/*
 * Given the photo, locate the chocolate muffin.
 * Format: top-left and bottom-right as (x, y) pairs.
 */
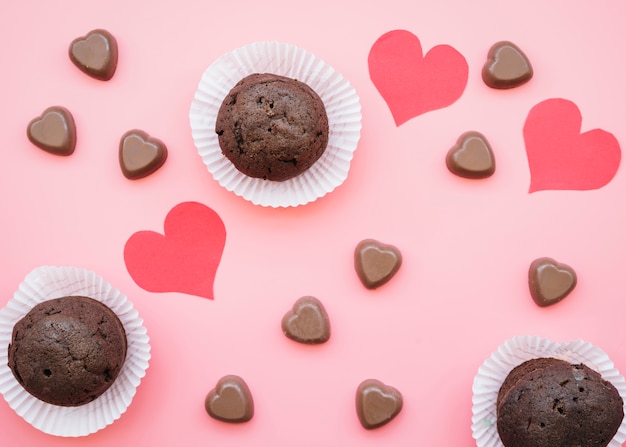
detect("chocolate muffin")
(215, 73), (329, 181)
(7, 296), (127, 407)
(497, 357), (623, 447)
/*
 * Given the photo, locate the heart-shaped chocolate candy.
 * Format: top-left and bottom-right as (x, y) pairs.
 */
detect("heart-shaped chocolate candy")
(354, 239), (402, 289)
(528, 257), (577, 307)
(27, 106), (76, 156)
(205, 375), (254, 423)
(69, 29), (118, 81)
(282, 296), (330, 344)
(446, 131), (495, 179)
(482, 41), (533, 89)
(356, 379), (403, 429)
(119, 129), (168, 179)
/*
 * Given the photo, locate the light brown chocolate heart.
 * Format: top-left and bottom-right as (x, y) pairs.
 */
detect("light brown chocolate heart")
(354, 239), (402, 289)
(27, 106), (76, 156)
(482, 41), (533, 89)
(281, 296), (330, 344)
(119, 129), (168, 179)
(528, 257), (577, 307)
(446, 131), (495, 179)
(205, 375), (254, 423)
(356, 379), (403, 429)
(69, 29), (118, 81)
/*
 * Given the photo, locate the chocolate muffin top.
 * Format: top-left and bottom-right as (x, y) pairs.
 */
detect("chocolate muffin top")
(497, 357), (623, 447)
(7, 296), (127, 407)
(215, 73), (329, 182)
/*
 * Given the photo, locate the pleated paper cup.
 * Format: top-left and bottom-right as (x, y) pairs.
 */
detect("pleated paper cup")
(0, 266), (151, 437)
(471, 335), (626, 447)
(190, 41), (362, 208)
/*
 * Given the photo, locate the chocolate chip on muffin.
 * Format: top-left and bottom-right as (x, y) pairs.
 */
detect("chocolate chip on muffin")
(7, 296), (127, 407)
(215, 73), (329, 181)
(497, 357), (623, 447)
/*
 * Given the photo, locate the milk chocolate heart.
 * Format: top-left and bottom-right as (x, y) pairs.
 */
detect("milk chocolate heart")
(205, 375), (254, 423)
(354, 239), (402, 289)
(69, 29), (118, 81)
(528, 257), (577, 307)
(119, 129), (168, 179)
(482, 41), (533, 89)
(27, 106), (76, 156)
(446, 131), (495, 179)
(281, 296), (330, 344)
(356, 379), (403, 429)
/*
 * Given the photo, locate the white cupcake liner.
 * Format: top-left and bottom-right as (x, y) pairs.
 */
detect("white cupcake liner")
(472, 335), (626, 447)
(190, 41), (362, 207)
(0, 266), (151, 437)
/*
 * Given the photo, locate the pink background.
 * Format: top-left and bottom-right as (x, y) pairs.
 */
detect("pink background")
(2, 1), (626, 445)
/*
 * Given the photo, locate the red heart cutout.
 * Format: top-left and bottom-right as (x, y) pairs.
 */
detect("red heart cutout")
(124, 202), (226, 299)
(524, 98), (621, 192)
(368, 29), (468, 126)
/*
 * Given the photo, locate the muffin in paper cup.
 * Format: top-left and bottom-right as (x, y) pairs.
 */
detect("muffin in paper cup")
(0, 266), (151, 437)
(189, 40), (362, 208)
(471, 335), (626, 447)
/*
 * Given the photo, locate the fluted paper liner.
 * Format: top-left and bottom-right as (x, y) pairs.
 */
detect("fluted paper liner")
(472, 335), (626, 447)
(0, 266), (151, 437)
(190, 41), (362, 207)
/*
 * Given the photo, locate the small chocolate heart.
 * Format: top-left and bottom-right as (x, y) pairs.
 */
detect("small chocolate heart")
(69, 29), (118, 81)
(354, 239), (402, 289)
(528, 257), (577, 307)
(482, 41), (533, 89)
(282, 296), (330, 344)
(446, 131), (495, 179)
(205, 375), (254, 423)
(27, 106), (76, 156)
(119, 129), (168, 179)
(356, 379), (403, 429)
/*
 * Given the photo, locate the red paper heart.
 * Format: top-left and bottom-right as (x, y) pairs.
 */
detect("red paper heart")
(124, 202), (226, 299)
(524, 98), (621, 192)
(368, 29), (468, 126)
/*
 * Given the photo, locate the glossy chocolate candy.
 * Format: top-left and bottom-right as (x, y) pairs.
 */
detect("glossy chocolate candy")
(119, 130), (168, 179)
(482, 41), (533, 89)
(27, 106), (76, 156)
(69, 29), (118, 81)
(354, 239), (402, 289)
(281, 296), (331, 344)
(356, 379), (403, 429)
(528, 257), (577, 307)
(446, 131), (495, 179)
(205, 375), (254, 423)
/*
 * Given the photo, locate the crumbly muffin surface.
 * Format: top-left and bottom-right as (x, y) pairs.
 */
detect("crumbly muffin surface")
(8, 296), (127, 406)
(216, 73), (329, 182)
(497, 357), (623, 447)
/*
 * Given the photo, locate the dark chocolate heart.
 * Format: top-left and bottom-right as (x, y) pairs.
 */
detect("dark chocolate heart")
(482, 41), (533, 89)
(354, 239), (402, 289)
(356, 379), (403, 429)
(205, 375), (254, 423)
(281, 296), (330, 344)
(69, 29), (118, 81)
(119, 129), (168, 179)
(528, 257), (577, 307)
(446, 131), (495, 179)
(27, 106), (76, 156)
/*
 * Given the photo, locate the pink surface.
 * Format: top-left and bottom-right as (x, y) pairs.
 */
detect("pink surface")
(2, 1), (626, 446)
